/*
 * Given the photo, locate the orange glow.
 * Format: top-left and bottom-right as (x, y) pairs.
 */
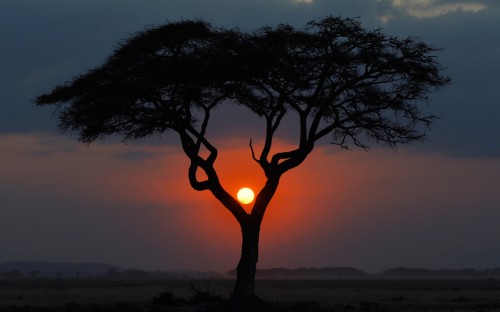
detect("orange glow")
(3, 134), (500, 270)
(237, 187), (254, 204)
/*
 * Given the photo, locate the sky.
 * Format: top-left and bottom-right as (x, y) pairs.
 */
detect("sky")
(1, 0), (499, 273)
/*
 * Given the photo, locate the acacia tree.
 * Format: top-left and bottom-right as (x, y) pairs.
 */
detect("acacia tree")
(36, 17), (449, 300)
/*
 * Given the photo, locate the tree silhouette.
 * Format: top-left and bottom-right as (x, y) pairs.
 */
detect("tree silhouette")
(35, 17), (449, 301)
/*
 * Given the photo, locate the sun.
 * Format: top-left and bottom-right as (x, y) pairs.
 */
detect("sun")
(237, 187), (255, 204)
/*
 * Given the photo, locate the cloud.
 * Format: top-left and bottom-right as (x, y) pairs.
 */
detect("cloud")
(380, 0), (487, 21)
(112, 150), (167, 161)
(291, 0), (315, 3)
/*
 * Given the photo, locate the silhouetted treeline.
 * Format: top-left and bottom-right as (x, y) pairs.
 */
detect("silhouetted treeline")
(101, 268), (221, 279)
(228, 267), (500, 280)
(228, 267), (368, 279)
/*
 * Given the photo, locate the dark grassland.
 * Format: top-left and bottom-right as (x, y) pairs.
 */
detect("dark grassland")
(1, 278), (500, 311)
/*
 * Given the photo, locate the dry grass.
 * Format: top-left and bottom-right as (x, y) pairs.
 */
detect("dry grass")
(1, 278), (500, 311)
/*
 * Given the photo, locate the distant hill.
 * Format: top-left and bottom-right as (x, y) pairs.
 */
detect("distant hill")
(381, 267), (500, 279)
(0, 261), (119, 278)
(0, 261), (223, 279)
(3, 261), (500, 279)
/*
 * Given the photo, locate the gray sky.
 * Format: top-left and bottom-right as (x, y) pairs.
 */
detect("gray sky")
(1, 0), (499, 272)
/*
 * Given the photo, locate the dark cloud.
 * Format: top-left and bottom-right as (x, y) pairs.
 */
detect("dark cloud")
(113, 150), (166, 161)
(379, 8), (500, 157)
(1, 0), (498, 158)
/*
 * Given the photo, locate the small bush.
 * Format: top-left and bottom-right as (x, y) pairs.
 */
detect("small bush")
(188, 285), (222, 304)
(152, 291), (186, 306)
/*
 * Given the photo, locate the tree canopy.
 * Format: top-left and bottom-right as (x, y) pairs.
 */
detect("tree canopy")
(36, 17), (447, 147)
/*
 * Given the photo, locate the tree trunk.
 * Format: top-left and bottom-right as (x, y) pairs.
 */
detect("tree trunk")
(233, 222), (260, 302)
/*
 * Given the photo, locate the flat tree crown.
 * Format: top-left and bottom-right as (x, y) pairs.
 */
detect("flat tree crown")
(36, 17), (448, 149)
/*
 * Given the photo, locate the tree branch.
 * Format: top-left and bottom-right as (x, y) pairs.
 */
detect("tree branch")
(195, 105), (211, 153)
(178, 127), (248, 224)
(261, 106), (285, 158)
(188, 159), (211, 191)
(186, 125), (218, 165)
(249, 139), (259, 163)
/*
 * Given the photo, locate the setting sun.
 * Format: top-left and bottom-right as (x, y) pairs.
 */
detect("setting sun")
(237, 187), (255, 204)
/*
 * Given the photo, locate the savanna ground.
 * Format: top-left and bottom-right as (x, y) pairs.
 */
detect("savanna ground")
(1, 278), (500, 311)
